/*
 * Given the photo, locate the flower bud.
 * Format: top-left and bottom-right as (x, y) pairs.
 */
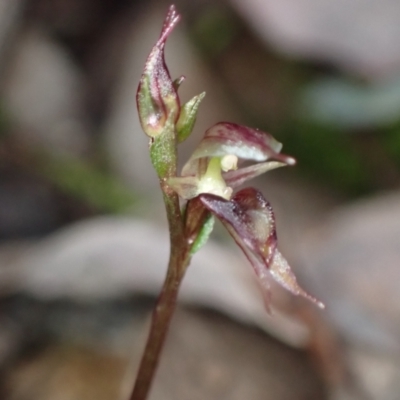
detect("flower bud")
(136, 5), (181, 138)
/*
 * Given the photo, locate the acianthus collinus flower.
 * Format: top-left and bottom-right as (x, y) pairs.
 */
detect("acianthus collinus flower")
(169, 122), (324, 308)
(137, 4), (323, 309)
(168, 121), (296, 200)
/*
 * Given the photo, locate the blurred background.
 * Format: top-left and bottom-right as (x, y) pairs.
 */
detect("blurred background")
(0, 0), (400, 399)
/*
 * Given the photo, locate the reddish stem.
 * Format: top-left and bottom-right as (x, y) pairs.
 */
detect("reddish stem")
(129, 188), (190, 400)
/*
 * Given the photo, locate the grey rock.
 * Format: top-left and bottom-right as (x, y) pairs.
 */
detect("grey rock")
(230, 0), (400, 78)
(3, 307), (325, 400)
(0, 217), (313, 348)
(2, 27), (89, 155)
(304, 192), (400, 352)
(0, 0), (24, 69)
(300, 191), (400, 399)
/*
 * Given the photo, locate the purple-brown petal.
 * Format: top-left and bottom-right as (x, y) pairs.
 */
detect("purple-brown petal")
(182, 122), (295, 176)
(223, 161), (286, 188)
(199, 187), (323, 308)
(199, 188), (277, 267)
(269, 250), (325, 308)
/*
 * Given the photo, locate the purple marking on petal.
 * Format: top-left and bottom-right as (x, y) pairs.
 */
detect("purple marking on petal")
(233, 188), (277, 264)
(199, 188), (277, 267)
(199, 188), (323, 308)
(269, 250), (325, 309)
(185, 122), (295, 167)
(224, 161), (286, 188)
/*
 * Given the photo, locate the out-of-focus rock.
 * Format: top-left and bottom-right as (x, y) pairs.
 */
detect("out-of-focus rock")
(2, 27), (89, 155)
(299, 75), (400, 129)
(300, 191), (400, 398)
(0, 217), (315, 348)
(230, 0), (400, 79)
(103, 4), (237, 194)
(346, 348), (400, 400)
(0, 0), (24, 68)
(3, 306), (325, 400)
(153, 308), (325, 400)
(5, 344), (128, 400)
(304, 191), (400, 352)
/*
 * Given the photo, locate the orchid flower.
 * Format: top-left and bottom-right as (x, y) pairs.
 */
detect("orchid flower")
(132, 6), (323, 399)
(169, 122), (324, 308)
(168, 121), (296, 200)
(136, 4), (323, 309)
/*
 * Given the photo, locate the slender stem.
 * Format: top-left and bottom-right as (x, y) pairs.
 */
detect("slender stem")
(129, 187), (190, 400)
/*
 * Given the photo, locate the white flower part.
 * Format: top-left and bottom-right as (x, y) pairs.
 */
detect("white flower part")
(220, 155), (238, 172)
(195, 157), (233, 200)
(197, 175), (233, 200)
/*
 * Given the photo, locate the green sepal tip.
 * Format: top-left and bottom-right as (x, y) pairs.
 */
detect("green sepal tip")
(177, 92), (206, 143)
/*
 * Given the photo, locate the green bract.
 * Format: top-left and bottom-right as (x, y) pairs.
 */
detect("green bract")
(177, 92), (206, 143)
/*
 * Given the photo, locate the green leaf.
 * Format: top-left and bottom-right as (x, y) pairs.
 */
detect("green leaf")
(190, 214), (215, 254)
(177, 92), (206, 142)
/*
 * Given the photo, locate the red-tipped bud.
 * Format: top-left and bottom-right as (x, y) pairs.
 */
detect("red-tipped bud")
(136, 5), (181, 137)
